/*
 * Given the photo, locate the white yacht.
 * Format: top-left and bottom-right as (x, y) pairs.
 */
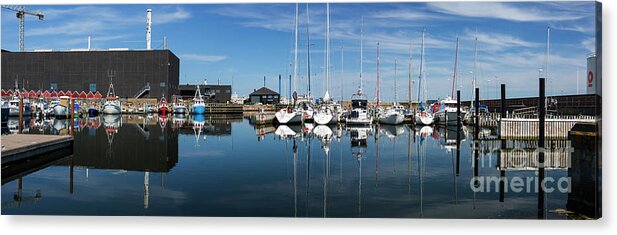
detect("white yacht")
(433, 97), (462, 126)
(7, 95), (32, 117)
(346, 92), (373, 125)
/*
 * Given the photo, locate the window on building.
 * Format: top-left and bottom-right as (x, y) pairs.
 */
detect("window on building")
(160, 82), (166, 88)
(89, 83), (97, 92)
(226, 89), (231, 93)
(216, 89), (221, 93)
(50, 83), (58, 91)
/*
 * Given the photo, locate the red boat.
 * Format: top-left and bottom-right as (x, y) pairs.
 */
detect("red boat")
(158, 96), (169, 115)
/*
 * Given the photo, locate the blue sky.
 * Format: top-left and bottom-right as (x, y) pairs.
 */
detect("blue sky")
(1, 1), (597, 101)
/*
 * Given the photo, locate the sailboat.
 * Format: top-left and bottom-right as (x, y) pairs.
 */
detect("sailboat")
(414, 29), (434, 125)
(190, 85), (206, 114)
(101, 81), (121, 114)
(405, 37), (415, 121)
(379, 59), (405, 125)
(275, 3), (303, 124)
(314, 3), (338, 125)
(434, 36), (465, 125)
(346, 17), (373, 125)
(463, 33), (488, 125)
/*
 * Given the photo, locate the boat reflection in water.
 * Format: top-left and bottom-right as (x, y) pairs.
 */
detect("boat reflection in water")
(0, 115), (591, 219)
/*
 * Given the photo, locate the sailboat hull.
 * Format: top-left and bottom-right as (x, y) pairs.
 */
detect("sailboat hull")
(379, 112), (404, 125)
(415, 113), (434, 125)
(275, 109), (302, 124)
(314, 112), (335, 125)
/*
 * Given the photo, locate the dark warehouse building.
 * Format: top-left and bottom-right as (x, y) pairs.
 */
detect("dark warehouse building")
(178, 84), (232, 103)
(1, 49), (179, 99)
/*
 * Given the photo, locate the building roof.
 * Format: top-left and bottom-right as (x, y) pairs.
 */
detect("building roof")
(249, 87), (279, 96)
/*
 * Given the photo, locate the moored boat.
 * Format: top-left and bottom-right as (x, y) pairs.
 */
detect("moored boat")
(7, 95), (32, 117)
(173, 96), (187, 114)
(101, 82), (121, 115)
(190, 85), (206, 114)
(158, 96), (169, 115)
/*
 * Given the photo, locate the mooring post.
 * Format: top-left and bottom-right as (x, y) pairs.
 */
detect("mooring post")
(18, 94), (24, 133)
(538, 77), (546, 218)
(499, 84), (506, 202)
(70, 98), (75, 136)
(456, 90), (461, 176)
(474, 88), (479, 182)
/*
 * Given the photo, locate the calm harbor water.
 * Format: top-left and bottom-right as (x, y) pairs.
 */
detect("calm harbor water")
(2, 115), (574, 219)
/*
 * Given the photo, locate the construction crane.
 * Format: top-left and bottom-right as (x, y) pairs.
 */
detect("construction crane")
(1, 5), (44, 52)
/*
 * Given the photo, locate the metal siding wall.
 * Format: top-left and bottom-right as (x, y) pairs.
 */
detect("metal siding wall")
(1, 50), (178, 99)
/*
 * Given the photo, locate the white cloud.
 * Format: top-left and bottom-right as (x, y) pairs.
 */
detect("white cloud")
(155, 7), (191, 24)
(463, 29), (541, 52)
(427, 2), (586, 22)
(580, 38), (595, 53)
(181, 53), (227, 62)
(25, 6), (191, 37)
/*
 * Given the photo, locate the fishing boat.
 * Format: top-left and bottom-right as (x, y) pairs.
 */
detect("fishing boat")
(172, 96), (187, 114)
(190, 85), (206, 114)
(414, 29), (434, 126)
(378, 59), (404, 125)
(158, 96), (169, 115)
(101, 81), (121, 114)
(275, 3), (303, 125)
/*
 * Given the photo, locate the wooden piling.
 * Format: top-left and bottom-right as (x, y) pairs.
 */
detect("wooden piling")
(456, 90), (461, 176)
(538, 77), (546, 218)
(499, 84), (506, 202)
(70, 98), (75, 136)
(18, 95), (23, 133)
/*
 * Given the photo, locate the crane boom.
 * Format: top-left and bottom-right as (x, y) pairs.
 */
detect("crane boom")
(1, 5), (44, 52)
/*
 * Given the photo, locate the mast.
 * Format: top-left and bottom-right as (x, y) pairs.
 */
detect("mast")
(325, 2), (330, 99)
(409, 37), (413, 110)
(359, 17), (364, 93)
(376, 42), (380, 106)
(306, 3), (311, 99)
(417, 29), (425, 103)
(451, 36), (459, 99)
(545, 26), (551, 96)
(341, 45), (344, 101)
(472, 31), (478, 106)
(394, 59), (398, 104)
(293, 3), (299, 98)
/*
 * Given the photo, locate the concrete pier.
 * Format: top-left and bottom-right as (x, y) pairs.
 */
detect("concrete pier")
(1, 134), (73, 165)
